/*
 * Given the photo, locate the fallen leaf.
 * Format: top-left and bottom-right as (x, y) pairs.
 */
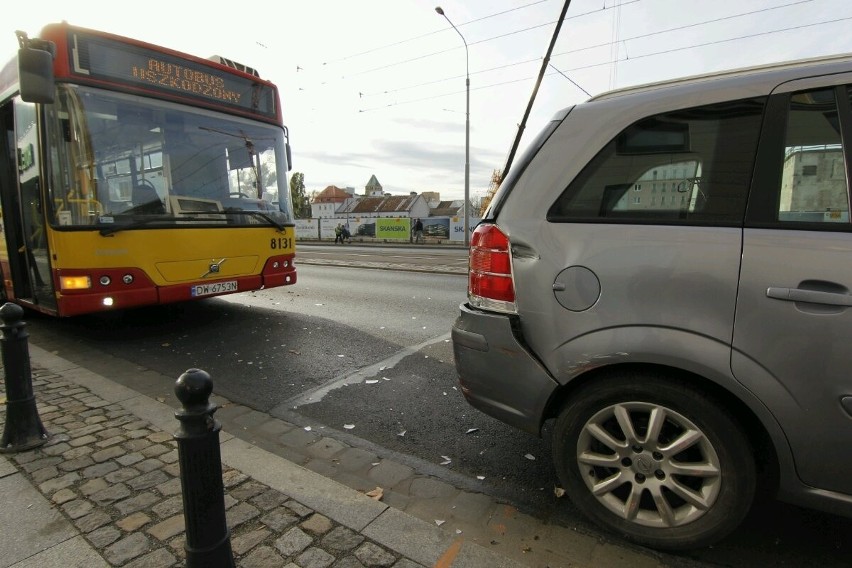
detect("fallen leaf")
(477, 475), (485, 480)
(466, 428), (479, 434)
(554, 487), (566, 498)
(435, 520), (445, 526)
(344, 424), (355, 430)
(524, 454), (536, 460)
(398, 430), (406, 437)
(365, 487), (384, 501)
(304, 426), (312, 432)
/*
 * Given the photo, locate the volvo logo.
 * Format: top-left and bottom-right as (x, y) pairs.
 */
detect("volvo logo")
(202, 258), (226, 279)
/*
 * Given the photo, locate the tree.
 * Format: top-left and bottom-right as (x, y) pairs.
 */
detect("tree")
(479, 169), (502, 216)
(289, 172), (311, 218)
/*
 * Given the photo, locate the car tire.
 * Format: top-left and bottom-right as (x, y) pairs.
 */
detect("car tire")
(552, 372), (755, 551)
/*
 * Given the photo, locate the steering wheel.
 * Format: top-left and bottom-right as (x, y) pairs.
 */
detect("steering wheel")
(230, 192), (252, 199)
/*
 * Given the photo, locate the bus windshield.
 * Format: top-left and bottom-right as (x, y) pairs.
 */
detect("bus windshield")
(45, 84), (293, 230)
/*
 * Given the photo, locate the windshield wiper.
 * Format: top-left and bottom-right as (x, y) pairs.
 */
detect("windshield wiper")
(98, 217), (170, 237)
(219, 210), (287, 232)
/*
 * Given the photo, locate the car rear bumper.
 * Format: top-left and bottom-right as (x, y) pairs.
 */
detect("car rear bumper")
(451, 302), (559, 435)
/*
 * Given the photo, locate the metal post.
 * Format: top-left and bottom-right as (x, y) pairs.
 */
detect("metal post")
(436, 6), (471, 247)
(173, 368), (234, 568)
(0, 302), (49, 453)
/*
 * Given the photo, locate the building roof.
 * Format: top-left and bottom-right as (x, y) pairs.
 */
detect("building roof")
(338, 194), (421, 214)
(429, 200), (463, 217)
(313, 185), (350, 203)
(366, 175), (382, 189)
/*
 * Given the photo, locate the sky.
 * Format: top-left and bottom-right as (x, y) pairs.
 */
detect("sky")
(5, 0), (852, 202)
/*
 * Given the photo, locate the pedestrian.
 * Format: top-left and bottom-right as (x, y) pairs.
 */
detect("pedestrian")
(342, 223), (351, 243)
(413, 218), (424, 244)
(334, 223), (343, 244)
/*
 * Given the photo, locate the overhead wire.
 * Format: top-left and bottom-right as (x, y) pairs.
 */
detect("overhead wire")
(357, 12), (852, 113)
(354, 0), (815, 101)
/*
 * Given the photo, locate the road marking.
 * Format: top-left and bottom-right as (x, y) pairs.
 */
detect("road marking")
(273, 332), (452, 410)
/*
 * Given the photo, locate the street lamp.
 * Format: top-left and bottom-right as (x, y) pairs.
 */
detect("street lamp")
(435, 6), (470, 247)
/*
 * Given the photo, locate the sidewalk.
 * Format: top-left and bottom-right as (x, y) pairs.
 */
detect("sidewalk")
(0, 343), (671, 568)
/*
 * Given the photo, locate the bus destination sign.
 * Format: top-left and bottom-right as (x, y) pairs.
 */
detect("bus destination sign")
(68, 31), (276, 119)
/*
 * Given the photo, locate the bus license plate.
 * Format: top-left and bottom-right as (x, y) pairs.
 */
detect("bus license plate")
(191, 281), (237, 297)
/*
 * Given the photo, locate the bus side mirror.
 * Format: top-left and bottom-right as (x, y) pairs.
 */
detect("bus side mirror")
(17, 32), (55, 104)
(285, 142), (292, 171)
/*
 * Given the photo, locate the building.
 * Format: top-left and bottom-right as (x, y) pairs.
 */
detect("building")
(310, 185), (354, 219)
(336, 193), (430, 220)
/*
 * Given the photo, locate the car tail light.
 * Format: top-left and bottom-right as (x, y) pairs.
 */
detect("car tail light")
(468, 223), (516, 313)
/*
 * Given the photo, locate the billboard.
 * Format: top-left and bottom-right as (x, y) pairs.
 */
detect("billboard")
(376, 218), (411, 240)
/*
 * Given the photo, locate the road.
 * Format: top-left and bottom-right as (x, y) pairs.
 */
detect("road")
(20, 251), (852, 567)
(295, 242), (468, 274)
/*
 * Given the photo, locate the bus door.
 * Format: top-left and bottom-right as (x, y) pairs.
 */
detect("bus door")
(0, 99), (56, 310)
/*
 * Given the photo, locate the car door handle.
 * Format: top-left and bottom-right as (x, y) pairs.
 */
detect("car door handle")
(766, 287), (852, 306)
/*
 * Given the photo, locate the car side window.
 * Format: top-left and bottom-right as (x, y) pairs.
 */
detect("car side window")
(548, 98), (766, 225)
(777, 88), (849, 224)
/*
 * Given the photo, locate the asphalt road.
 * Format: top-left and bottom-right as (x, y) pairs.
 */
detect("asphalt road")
(19, 256), (852, 567)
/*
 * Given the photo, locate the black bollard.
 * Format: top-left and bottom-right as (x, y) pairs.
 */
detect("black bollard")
(173, 368), (234, 568)
(0, 302), (49, 453)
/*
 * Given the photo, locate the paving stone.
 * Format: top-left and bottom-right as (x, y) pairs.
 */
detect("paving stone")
(296, 546), (335, 568)
(284, 500), (314, 518)
(80, 477), (109, 496)
(156, 477), (183, 496)
(117, 452), (145, 466)
(63, 498), (94, 519)
(91, 445), (126, 462)
(334, 556), (367, 568)
(230, 480), (268, 501)
(90, 483), (132, 505)
(75, 510), (112, 533)
(152, 495), (184, 518)
(59, 455), (95, 471)
(321, 526), (364, 552)
(106, 467), (141, 483)
(135, 458), (166, 473)
(141, 444), (170, 457)
(250, 488), (288, 511)
(127, 469), (170, 490)
(147, 514), (185, 541)
(261, 507), (299, 531)
(82, 461), (119, 478)
(123, 547), (178, 568)
(301, 513), (333, 535)
(232, 527), (271, 555)
(117, 512), (152, 532)
(227, 502), (261, 529)
(222, 468), (249, 488)
(307, 437), (348, 459)
(408, 477), (458, 499)
(87, 526), (121, 550)
(31, 465), (59, 484)
(104, 532), (152, 565)
(354, 542), (396, 567)
(391, 560), (427, 568)
(41, 442), (71, 456)
(68, 434), (98, 447)
(274, 526), (313, 557)
(51, 487), (77, 504)
(115, 492), (160, 515)
(367, 461), (414, 488)
(240, 545), (285, 568)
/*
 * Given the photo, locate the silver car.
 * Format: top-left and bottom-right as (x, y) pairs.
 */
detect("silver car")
(452, 54), (852, 551)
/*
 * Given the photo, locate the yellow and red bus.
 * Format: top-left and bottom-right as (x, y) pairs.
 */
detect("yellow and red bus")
(0, 22), (296, 316)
